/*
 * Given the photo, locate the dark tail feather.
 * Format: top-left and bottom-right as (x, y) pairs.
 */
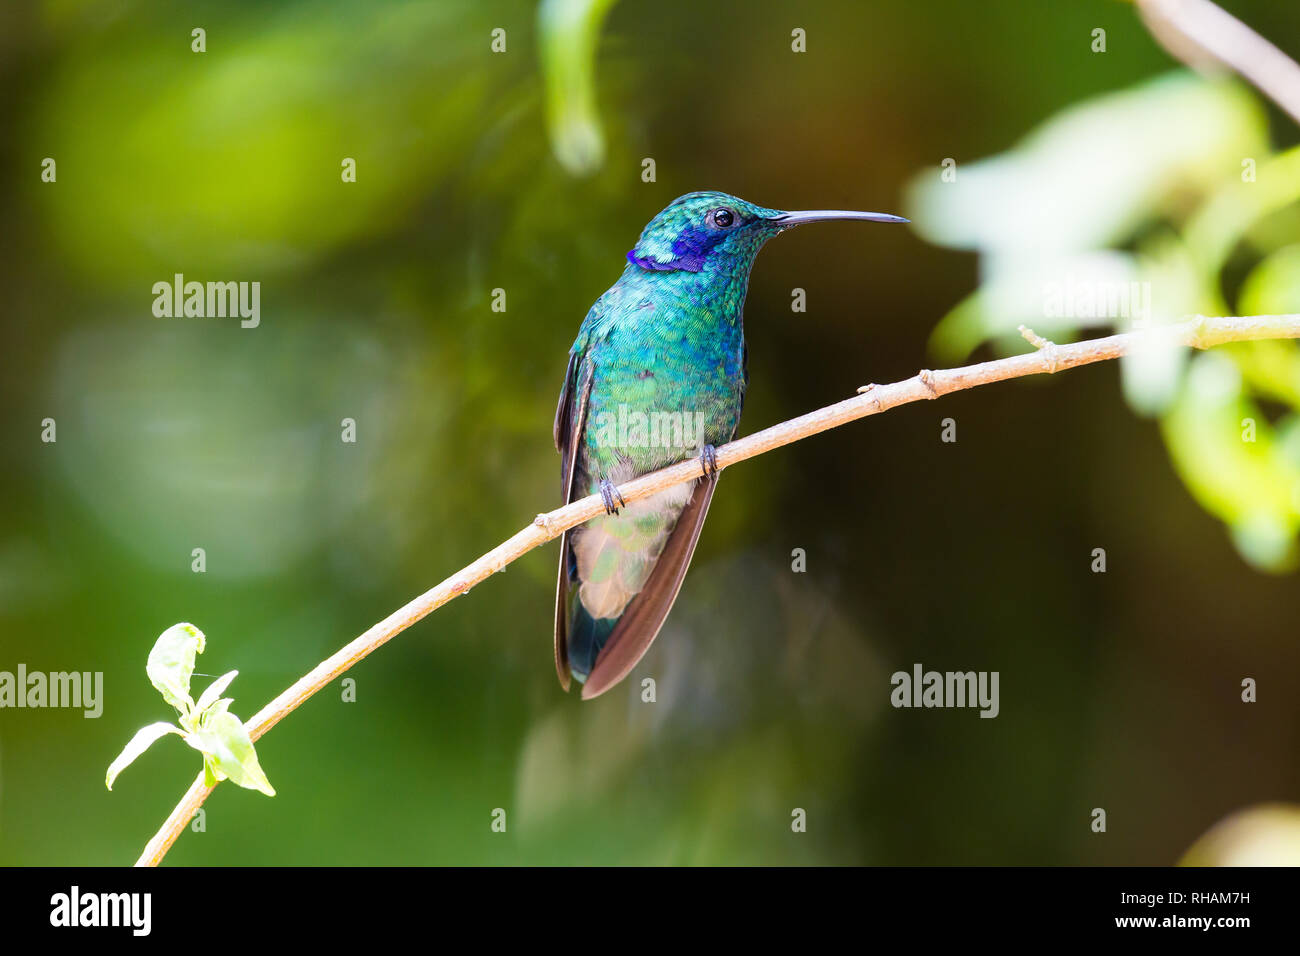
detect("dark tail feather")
(566, 604), (617, 685)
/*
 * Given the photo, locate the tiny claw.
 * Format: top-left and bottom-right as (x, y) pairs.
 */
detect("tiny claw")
(699, 444), (719, 480)
(599, 478), (623, 515)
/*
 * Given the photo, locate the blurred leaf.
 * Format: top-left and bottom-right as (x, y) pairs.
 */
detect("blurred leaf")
(1181, 803), (1300, 866)
(1185, 146), (1300, 281)
(1238, 244), (1300, 316)
(539, 0), (619, 176)
(1160, 353), (1300, 571)
(1117, 237), (1208, 416)
(1226, 339), (1300, 409)
(927, 251), (1141, 361)
(906, 72), (1267, 258)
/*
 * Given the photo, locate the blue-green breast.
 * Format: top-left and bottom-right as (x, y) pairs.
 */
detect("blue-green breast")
(576, 261), (750, 483)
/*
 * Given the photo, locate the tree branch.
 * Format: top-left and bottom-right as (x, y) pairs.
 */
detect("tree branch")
(132, 312), (1300, 866)
(1136, 0), (1300, 127)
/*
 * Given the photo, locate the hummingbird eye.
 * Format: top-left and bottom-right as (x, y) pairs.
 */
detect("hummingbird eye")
(708, 207), (736, 229)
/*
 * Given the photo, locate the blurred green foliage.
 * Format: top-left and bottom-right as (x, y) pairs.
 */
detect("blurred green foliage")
(1, 0), (1298, 866)
(908, 71), (1300, 570)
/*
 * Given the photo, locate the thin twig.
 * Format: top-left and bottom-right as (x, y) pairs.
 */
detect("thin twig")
(1136, 0), (1300, 127)
(132, 312), (1300, 866)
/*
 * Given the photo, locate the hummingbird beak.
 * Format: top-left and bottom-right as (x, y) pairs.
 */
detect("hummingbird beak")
(769, 209), (909, 227)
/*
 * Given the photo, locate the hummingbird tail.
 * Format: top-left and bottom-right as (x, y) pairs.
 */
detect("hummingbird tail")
(579, 477), (718, 699)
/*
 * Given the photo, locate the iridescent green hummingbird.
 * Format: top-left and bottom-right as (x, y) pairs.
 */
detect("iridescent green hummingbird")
(554, 191), (906, 698)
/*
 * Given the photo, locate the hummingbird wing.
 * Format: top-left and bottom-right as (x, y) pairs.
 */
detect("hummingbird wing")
(579, 474), (717, 699)
(552, 350), (594, 692)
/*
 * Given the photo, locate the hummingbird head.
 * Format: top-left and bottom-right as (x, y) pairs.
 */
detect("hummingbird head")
(627, 190), (907, 275)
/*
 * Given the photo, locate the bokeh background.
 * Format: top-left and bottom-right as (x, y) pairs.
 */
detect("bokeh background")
(2, 0), (1299, 865)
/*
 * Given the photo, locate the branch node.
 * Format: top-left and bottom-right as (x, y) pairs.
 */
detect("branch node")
(857, 382), (884, 409)
(1019, 325), (1062, 373)
(917, 369), (940, 397)
(534, 512), (554, 533)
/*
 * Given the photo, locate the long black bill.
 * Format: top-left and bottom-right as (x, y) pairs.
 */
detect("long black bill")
(771, 209), (909, 226)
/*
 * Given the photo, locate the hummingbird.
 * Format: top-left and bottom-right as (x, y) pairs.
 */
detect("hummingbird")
(553, 191), (906, 699)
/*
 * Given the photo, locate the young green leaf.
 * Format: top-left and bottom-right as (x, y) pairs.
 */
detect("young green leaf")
(186, 709), (276, 796)
(193, 669), (239, 717)
(105, 722), (185, 790)
(147, 622), (206, 712)
(111, 624), (276, 803)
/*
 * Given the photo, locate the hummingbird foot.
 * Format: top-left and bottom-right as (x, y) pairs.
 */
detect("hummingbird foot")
(698, 444), (720, 480)
(599, 477), (626, 515)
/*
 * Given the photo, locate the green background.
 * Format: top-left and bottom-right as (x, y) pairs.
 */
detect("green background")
(1, 0), (1298, 865)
